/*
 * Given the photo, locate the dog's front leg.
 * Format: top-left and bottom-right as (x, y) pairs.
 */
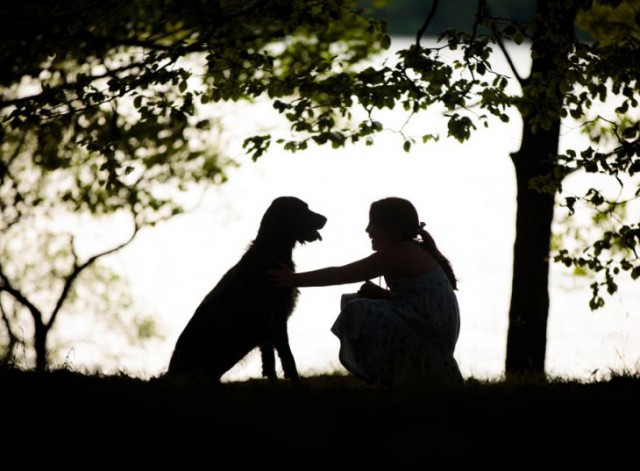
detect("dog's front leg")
(277, 345), (300, 384)
(272, 330), (300, 384)
(260, 344), (277, 380)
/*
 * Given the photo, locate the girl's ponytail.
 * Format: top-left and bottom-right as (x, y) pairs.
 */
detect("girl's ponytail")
(417, 223), (458, 290)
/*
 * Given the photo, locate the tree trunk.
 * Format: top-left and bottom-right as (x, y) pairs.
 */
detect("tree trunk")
(506, 123), (557, 378)
(34, 319), (48, 371)
(504, 0), (576, 378)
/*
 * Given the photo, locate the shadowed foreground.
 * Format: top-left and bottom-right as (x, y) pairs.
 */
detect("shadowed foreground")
(2, 368), (638, 467)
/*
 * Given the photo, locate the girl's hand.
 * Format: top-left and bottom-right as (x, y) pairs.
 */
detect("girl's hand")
(357, 280), (391, 299)
(267, 263), (295, 288)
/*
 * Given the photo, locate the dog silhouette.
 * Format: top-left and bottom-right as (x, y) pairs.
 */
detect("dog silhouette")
(166, 196), (327, 382)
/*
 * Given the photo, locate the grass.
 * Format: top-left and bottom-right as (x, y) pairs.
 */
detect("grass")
(2, 366), (639, 467)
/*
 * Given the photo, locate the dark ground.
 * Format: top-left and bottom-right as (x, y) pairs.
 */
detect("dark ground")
(2, 367), (638, 467)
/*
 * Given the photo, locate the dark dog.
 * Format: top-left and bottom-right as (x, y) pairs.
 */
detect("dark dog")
(166, 196), (326, 383)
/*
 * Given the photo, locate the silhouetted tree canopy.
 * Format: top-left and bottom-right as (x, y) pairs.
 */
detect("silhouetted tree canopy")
(0, 0), (388, 370)
(1, 0), (638, 376)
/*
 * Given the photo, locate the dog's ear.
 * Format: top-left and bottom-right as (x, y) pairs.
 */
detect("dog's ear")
(256, 197), (298, 239)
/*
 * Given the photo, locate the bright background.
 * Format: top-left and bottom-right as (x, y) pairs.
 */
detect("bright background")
(59, 39), (640, 382)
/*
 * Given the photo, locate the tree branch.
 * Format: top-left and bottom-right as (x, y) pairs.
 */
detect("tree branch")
(483, 1), (525, 85)
(1, 129), (29, 232)
(0, 294), (21, 362)
(416, 0), (439, 48)
(0, 265), (44, 329)
(47, 216), (141, 329)
(0, 57), (172, 111)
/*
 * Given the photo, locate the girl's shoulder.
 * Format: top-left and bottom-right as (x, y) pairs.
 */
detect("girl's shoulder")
(383, 240), (439, 276)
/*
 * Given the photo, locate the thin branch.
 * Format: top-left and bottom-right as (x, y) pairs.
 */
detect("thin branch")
(1, 47), (191, 113)
(0, 294), (21, 360)
(463, 0), (487, 82)
(0, 266), (44, 328)
(47, 216), (140, 329)
(416, 0), (439, 48)
(483, 1), (525, 85)
(1, 129), (29, 230)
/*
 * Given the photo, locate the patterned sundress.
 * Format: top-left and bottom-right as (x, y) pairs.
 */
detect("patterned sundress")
(331, 265), (463, 388)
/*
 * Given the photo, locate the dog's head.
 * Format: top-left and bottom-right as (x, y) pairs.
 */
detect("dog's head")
(258, 196), (327, 244)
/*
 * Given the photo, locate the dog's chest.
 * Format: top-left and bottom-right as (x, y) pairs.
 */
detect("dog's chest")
(268, 286), (299, 318)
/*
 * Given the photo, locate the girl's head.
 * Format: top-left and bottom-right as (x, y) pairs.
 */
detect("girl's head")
(367, 197), (420, 242)
(367, 196), (458, 290)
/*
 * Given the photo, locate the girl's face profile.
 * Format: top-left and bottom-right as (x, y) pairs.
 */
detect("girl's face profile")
(366, 220), (400, 251)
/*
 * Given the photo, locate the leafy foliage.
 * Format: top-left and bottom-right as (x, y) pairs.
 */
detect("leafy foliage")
(0, 1), (389, 369)
(239, 0), (640, 309)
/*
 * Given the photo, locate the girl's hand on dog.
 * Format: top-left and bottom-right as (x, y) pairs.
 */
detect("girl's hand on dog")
(267, 263), (295, 288)
(357, 280), (392, 299)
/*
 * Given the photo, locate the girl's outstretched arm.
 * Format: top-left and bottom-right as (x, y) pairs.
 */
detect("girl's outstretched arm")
(267, 252), (386, 288)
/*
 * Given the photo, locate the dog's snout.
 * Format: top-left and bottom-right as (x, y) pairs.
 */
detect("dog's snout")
(315, 212), (327, 228)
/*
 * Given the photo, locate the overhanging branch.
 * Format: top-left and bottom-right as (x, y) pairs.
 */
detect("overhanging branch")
(416, 0), (439, 48)
(482, 0), (525, 85)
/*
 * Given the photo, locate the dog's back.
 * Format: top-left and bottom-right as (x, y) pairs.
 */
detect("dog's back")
(166, 196), (326, 382)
